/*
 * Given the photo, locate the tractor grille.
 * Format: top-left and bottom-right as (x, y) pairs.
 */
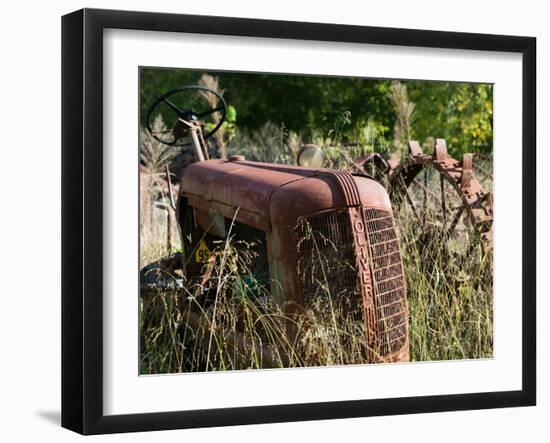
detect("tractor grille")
(295, 207), (407, 359)
(363, 208), (407, 356)
(295, 210), (361, 320)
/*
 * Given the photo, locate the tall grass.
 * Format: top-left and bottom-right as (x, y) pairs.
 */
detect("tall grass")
(141, 221), (376, 373)
(397, 208), (493, 362)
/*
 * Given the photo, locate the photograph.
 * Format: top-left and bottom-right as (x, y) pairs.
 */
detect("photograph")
(138, 67), (494, 374)
(0, 0), (542, 439)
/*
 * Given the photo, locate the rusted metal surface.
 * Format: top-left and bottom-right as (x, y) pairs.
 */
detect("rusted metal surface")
(293, 204), (408, 362)
(363, 208), (408, 361)
(361, 139), (493, 252)
(181, 160), (317, 230)
(178, 159), (410, 362)
(181, 159), (392, 229)
(349, 206), (377, 349)
(434, 138), (448, 162)
(267, 168), (393, 314)
(408, 140), (423, 158)
(461, 153), (474, 189)
(295, 209), (359, 315)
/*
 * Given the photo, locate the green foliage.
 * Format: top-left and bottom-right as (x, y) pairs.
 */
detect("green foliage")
(225, 104), (237, 122)
(204, 104), (238, 144)
(404, 81), (493, 156)
(140, 68), (493, 157)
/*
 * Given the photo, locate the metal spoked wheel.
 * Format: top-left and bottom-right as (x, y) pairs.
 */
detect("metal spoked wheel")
(363, 139), (493, 256)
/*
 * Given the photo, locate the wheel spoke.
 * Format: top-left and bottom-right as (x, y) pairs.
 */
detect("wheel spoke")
(163, 98), (185, 116)
(412, 177), (440, 204)
(447, 206), (465, 237)
(422, 169), (428, 230)
(398, 177), (423, 226)
(440, 174), (447, 228)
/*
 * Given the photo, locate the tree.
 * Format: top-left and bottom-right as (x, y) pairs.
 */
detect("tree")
(140, 68), (493, 158)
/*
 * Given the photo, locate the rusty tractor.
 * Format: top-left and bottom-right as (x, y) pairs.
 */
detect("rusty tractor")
(140, 85), (493, 366)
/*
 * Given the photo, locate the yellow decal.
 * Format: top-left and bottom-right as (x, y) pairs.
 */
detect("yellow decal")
(195, 239), (211, 264)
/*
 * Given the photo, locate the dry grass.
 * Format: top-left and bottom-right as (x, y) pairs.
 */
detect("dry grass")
(139, 115), (182, 267)
(140, 212), (492, 373)
(140, 226), (377, 374)
(398, 206), (493, 362)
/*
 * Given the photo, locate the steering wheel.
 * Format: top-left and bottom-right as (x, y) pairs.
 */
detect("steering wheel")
(146, 85), (227, 146)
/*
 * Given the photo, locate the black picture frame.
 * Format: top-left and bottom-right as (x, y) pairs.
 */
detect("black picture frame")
(61, 8), (536, 435)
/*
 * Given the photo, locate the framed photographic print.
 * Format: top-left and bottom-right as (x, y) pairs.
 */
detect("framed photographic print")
(61, 8), (536, 435)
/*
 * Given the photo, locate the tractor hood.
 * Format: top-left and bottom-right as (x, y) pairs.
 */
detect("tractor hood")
(180, 158), (392, 231)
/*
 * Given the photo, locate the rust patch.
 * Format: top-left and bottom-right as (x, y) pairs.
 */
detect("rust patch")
(461, 153), (474, 189)
(408, 140), (424, 158)
(434, 138), (448, 162)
